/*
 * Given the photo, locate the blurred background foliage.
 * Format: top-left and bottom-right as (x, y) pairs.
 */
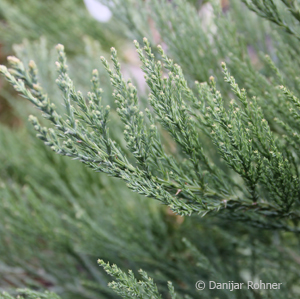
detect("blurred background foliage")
(0, 0), (300, 298)
(0, 0), (121, 56)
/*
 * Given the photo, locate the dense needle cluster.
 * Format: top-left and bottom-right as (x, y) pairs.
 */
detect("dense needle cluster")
(1, 0), (300, 298)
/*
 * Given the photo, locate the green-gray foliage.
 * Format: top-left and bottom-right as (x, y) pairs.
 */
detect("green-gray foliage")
(1, 0), (300, 298)
(242, 0), (300, 39)
(0, 0), (118, 55)
(0, 289), (61, 299)
(2, 124), (298, 299)
(1, 37), (300, 230)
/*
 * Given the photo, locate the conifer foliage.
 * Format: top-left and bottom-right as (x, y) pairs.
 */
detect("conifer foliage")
(1, 38), (300, 231)
(1, 0), (300, 298)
